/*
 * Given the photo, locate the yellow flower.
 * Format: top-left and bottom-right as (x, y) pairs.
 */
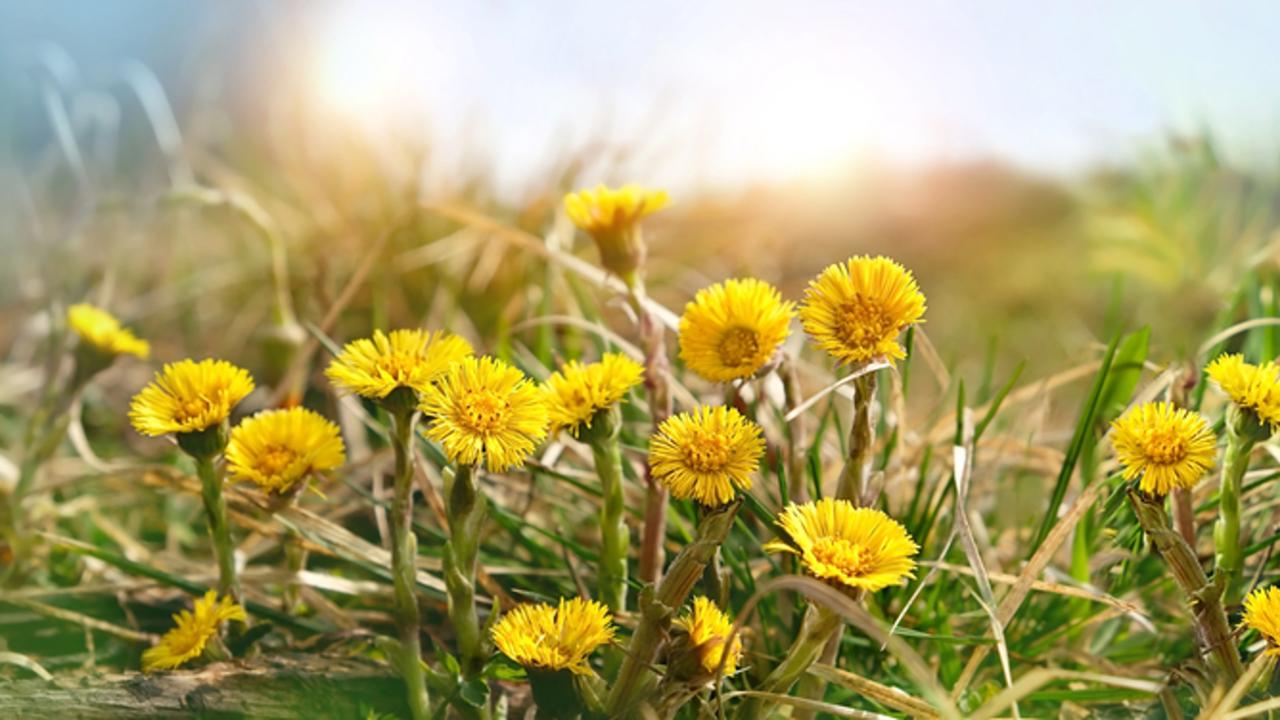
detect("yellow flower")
(678, 278), (795, 383)
(648, 405), (764, 507)
(1243, 586), (1280, 656)
(672, 596), (743, 677)
(563, 184), (669, 277)
(543, 352), (644, 437)
(420, 356), (549, 471)
(325, 329), (473, 399)
(142, 590), (246, 672)
(129, 359), (255, 437)
(1206, 353), (1280, 430)
(799, 255), (926, 365)
(1110, 402), (1216, 496)
(490, 597), (615, 676)
(226, 407), (346, 494)
(67, 303), (150, 359)
(764, 499), (919, 593)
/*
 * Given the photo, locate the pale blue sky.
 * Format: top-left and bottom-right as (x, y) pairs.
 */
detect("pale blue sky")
(4, 1), (1279, 194)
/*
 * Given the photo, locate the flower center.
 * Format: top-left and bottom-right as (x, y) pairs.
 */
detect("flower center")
(376, 353), (418, 382)
(810, 537), (872, 577)
(461, 391), (508, 434)
(717, 326), (761, 368)
(681, 430), (730, 472)
(258, 445), (299, 478)
(1143, 427), (1189, 465)
(177, 398), (212, 424)
(836, 296), (895, 350)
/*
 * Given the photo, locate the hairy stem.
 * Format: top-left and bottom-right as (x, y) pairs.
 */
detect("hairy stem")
(389, 411), (431, 720)
(195, 454), (240, 603)
(444, 463), (487, 680)
(589, 418), (629, 612)
(835, 373), (876, 504)
(1129, 488), (1243, 684)
(1214, 433), (1253, 607)
(627, 279), (673, 586)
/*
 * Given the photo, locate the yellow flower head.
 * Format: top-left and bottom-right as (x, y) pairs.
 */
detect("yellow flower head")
(226, 407), (347, 494)
(764, 499), (919, 593)
(1110, 402), (1216, 496)
(325, 329), (473, 399)
(491, 597), (615, 676)
(142, 590), (246, 672)
(543, 352), (645, 437)
(1243, 586), (1280, 656)
(67, 303), (150, 359)
(420, 356), (549, 471)
(672, 596), (743, 677)
(564, 184), (668, 277)
(678, 278), (796, 383)
(129, 359), (255, 437)
(799, 255), (926, 365)
(649, 405), (764, 507)
(1206, 354), (1280, 430)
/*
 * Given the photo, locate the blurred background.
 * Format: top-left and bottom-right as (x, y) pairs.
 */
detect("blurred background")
(4, 0), (1280, 383)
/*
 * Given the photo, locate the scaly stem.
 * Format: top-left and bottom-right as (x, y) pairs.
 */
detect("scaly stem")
(739, 605), (844, 719)
(780, 355), (809, 505)
(1129, 489), (1243, 683)
(626, 279), (673, 586)
(1214, 433), (1254, 607)
(195, 454), (240, 603)
(835, 373), (876, 504)
(389, 411), (431, 720)
(444, 463), (487, 680)
(606, 500), (741, 718)
(283, 528), (308, 614)
(587, 410), (628, 612)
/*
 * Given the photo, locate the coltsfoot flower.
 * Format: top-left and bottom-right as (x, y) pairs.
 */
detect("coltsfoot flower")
(129, 359), (255, 437)
(67, 303), (150, 359)
(799, 255), (926, 366)
(142, 590), (246, 672)
(1110, 402), (1216, 496)
(1206, 354), (1280, 432)
(325, 329), (473, 400)
(678, 278), (795, 383)
(1243, 586), (1280, 656)
(420, 356), (549, 472)
(765, 499), (918, 593)
(649, 405), (764, 507)
(672, 596), (743, 677)
(543, 352), (644, 437)
(491, 597), (615, 676)
(564, 184), (668, 278)
(226, 407), (346, 494)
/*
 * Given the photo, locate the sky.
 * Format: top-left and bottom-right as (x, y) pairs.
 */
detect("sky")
(4, 1), (1280, 195)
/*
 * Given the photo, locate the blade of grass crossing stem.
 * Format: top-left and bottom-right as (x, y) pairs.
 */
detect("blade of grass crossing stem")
(1028, 334), (1120, 556)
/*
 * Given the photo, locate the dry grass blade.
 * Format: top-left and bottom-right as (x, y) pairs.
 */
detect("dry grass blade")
(921, 561), (1146, 614)
(718, 691), (896, 719)
(783, 361), (889, 423)
(1203, 654), (1274, 718)
(1197, 318), (1280, 359)
(807, 663), (940, 718)
(0, 652), (53, 681)
(0, 595), (156, 643)
(968, 669), (1164, 720)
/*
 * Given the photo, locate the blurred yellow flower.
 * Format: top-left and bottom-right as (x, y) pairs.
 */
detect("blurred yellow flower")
(543, 352), (644, 437)
(672, 596), (742, 677)
(142, 590), (246, 672)
(325, 329), (473, 399)
(800, 255), (925, 366)
(1206, 353), (1280, 430)
(765, 499), (918, 593)
(1243, 586), (1280, 656)
(678, 278), (795, 383)
(649, 405), (763, 507)
(564, 184), (668, 278)
(1110, 402), (1215, 496)
(491, 597), (615, 676)
(420, 356), (549, 471)
(226, 407), (346, 494)
(129, 359), (255, 437)
(67, 303), (150, 359)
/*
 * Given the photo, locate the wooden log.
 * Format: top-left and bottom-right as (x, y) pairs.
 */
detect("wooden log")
(0, 655), (411, 719)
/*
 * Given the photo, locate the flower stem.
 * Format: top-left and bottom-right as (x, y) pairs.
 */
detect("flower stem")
(626, 279), (673, 587)
(739, 605), (843, 719)
(1129, 488), (1243, 683)
(389, 411), (432, 720)
(835, 373), (876, 504)
(780, 355), (809, 505)
(606, 499), (741, 718)
(194, 454), (240, 603)
(444, 463), (487, 679)
(587, 412), (629, 612)
(1214, 433), (1254, 607)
